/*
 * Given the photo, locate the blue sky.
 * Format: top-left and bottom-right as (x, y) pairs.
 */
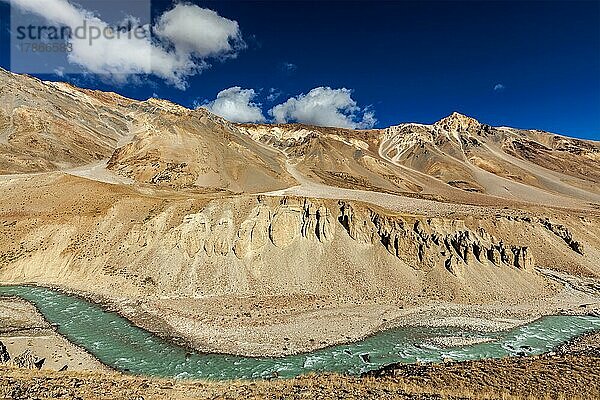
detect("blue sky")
(1, 0), (599, 139)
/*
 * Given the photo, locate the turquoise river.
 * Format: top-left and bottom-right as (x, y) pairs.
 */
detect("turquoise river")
(1, 285), (598, 380)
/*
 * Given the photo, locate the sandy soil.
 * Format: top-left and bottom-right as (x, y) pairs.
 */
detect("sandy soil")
(65, 159), (134, 185)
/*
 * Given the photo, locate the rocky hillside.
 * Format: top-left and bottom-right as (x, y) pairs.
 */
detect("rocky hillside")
(105, 100), (295, 193)
(0, 69), (293, 193)
(240, 112), (600, 208)
(0, 69), (134, 174)
(381, 113), (600, 201)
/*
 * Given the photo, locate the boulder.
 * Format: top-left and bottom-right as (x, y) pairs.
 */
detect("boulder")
(34, 357), (45, 370)
(13, 350), (36, 369)
(0, 341), (9, 363)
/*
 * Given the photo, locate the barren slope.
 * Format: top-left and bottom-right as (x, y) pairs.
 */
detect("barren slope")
(105, 100), (295, 192)
(239, 112), (600, 209)
(0, 69), (134, 174)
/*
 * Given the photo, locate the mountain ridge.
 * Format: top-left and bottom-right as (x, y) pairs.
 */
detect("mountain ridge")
(3, 66), (597, 141)
(2, 69), (600, 210)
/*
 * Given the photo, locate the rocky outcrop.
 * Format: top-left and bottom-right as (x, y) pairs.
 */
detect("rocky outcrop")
(337, 202), (534, 276)
(0, 341), (10, 363)
(13, 350), (37, 369)
(170, 198), (534, 278)
(269, 206), (301, 248)
(1, 347), (45, 370)
(434, 112), (483, 136)
(512, 246), (535, 270)
(233, 205), (271, 258)
(176, 198), (336, 260)
(539, 218), (584, 255)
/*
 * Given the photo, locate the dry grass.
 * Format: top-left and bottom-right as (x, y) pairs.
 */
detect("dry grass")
(0, 351), (598, 400)
(365, 351), (600, 400)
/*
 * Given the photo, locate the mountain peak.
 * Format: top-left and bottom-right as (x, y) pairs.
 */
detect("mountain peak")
(434, 112), (481, 133)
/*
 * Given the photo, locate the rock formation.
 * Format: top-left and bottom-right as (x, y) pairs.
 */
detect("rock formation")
(540, 218), (584, 255)
(0, 341), (9, 363)
(13, 350), (37, 369)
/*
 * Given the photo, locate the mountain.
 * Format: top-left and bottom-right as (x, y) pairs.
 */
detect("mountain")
(381, 112), (600, 203)
(0, 69), (134, 174)
(239, 111), (600, 208)
(2, 68), (598, 204)
(104, 100), (294, 193)
(0, 69), (293, 192)
(0, 68), (599, 356)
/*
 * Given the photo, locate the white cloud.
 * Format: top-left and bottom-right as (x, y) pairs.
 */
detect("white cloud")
(154, 4), (244, 58)
(203, 87), (266, 123)
(5, 0), (244, 89)
(266, 88), (282, 102)
(494, 83), (505, 92)
(269, 87), (376, 129)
